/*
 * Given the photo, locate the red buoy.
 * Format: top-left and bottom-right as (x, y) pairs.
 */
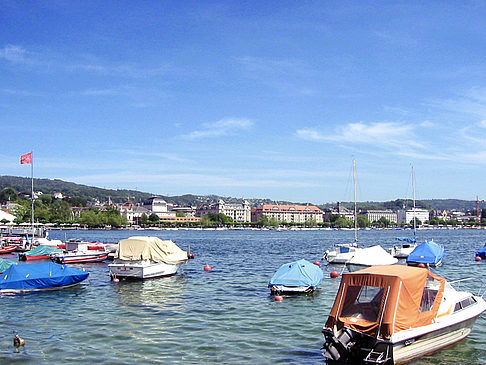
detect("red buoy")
(330, 270), (339, 278)
(475, 256), (482, 262)
(113, 277), (120, 283)
(418, 263), (426, 268)
(313, 261), (321, 267)
(203, 264), (212, 271)
(274, 295), (284, 302)
(188, 253), (195, 259)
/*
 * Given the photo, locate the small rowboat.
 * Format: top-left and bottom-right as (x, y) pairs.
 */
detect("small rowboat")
(0, 246), (17, 254)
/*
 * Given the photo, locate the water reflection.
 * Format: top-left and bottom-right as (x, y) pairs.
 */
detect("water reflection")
(114, 275), (188, 313)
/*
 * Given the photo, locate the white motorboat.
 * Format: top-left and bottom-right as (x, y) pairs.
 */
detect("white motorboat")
(389, 241), (417, 259)
(50, 240), (109, 264)
(346, 245), (398, 272)
(108, 236), (191, 279)
(323, 243), (359, 264)
(322, 265), (486, 364)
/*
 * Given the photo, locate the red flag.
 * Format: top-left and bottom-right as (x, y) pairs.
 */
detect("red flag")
(20, 152), (32, 164)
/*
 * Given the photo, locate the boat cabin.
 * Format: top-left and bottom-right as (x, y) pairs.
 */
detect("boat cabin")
(325, 265), (446, 339)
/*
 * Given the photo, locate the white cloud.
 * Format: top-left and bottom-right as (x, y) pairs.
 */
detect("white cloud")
(297, 121), (416, 146)
(182, 118), (253, 139)
(479, 120), (486, 129)
(0, 44), (28, 63)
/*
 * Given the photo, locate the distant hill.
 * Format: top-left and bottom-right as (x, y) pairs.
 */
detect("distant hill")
(0, 175), (480, 211)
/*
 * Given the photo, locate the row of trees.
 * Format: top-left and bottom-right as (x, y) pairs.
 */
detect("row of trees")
(1, 188), (127, 228)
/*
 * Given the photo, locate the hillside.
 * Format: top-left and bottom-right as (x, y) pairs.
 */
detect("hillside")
(0, 175), (479, 211)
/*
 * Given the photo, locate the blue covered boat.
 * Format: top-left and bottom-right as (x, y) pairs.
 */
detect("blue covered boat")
(476, 244), (486, 259)
(0, 261), (89, 293)
(406, 240), (445, 267)
(268, 259), (324, 294)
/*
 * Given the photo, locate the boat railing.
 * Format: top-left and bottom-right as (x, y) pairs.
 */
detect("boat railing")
(449, 277), (486, 298)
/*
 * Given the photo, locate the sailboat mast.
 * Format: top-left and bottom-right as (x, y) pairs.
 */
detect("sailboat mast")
(412, 166), (416, 240)
(353, 159), (358, 245)
(31, 151), (34, 237)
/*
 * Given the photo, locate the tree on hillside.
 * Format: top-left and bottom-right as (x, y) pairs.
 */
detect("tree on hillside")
(0, 187), (17, 202)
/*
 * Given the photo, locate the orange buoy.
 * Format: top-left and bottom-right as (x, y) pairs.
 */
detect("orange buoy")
(274, 295), (284, 302)
(418, 263), (426, 268)
(475, 256), (482, 262)
(204, 264), (212, 271)
(330, 270), (339, 278)
(313, 261), (321, 267)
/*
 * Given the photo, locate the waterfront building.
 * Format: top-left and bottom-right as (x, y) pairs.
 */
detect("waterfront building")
(252, 204), (323, 224)
(323, 202), (355, 222)
(362, 209), (397, 223)
(143, 197), (169, 214)
(397, 208), (430, 224)
(196, 199), (251, 223)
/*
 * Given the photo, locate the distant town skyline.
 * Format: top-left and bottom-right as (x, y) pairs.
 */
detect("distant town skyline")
(1, 2), (486, 204)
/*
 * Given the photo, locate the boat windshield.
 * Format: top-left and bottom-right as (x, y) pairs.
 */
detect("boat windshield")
(420, 275), (441, 312)
(340, 285), (384, 322)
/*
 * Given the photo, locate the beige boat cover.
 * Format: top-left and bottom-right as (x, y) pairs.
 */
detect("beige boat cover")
(115, 236), (188, 264)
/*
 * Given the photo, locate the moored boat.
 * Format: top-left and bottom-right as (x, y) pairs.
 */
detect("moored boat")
(18, 245), (63, 261)
(0, 245), (17, 254)
(0, 258), (15, 273)
(50, 240), (109, 264)
(406, 240), (445, 267)
(346, 245), (398, 272)
(390, 238), (417, 259)
(475, 244), (486, 259)
(268, 259), (324, 294)
(108, 236), (191, 279)
(0, 261), (89, 293)
(322, 265), (486, 364)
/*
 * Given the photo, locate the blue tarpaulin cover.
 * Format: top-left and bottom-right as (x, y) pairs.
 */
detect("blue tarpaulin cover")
(476, 245), (486, 258)
(268, 259), (324, 289)
(406, 240), (445, 265)
(0, 261), (89, 291)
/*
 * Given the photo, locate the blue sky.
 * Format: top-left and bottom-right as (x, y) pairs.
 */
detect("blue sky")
(1, 1), (486, 204)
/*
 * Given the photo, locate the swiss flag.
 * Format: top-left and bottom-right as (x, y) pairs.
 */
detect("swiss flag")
(20, 152), (33, 164)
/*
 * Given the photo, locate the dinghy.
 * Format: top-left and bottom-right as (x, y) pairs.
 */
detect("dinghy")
(322, 265), (486, 364)
(268, 259), (324, 294)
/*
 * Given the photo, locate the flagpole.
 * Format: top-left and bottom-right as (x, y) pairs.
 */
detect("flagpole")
(31, 151), (34, 237)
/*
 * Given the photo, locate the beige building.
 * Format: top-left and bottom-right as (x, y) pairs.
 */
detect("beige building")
(252, 204), (323, 224)
(196, 199), (251, 223)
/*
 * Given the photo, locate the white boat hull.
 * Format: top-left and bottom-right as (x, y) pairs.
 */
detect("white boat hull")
(108, 260), (184, 279)
(390, 244), (417, 259)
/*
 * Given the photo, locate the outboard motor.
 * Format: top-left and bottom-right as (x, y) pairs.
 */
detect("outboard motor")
(322, 327), (358, 361)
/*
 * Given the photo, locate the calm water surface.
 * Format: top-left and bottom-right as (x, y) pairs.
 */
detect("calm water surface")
(1, 229), (486, 364)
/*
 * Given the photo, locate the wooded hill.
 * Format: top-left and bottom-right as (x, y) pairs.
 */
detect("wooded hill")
(0, 175), (479, 211)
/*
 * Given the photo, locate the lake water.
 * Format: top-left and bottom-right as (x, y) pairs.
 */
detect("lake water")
(1, 228), (486, 364)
